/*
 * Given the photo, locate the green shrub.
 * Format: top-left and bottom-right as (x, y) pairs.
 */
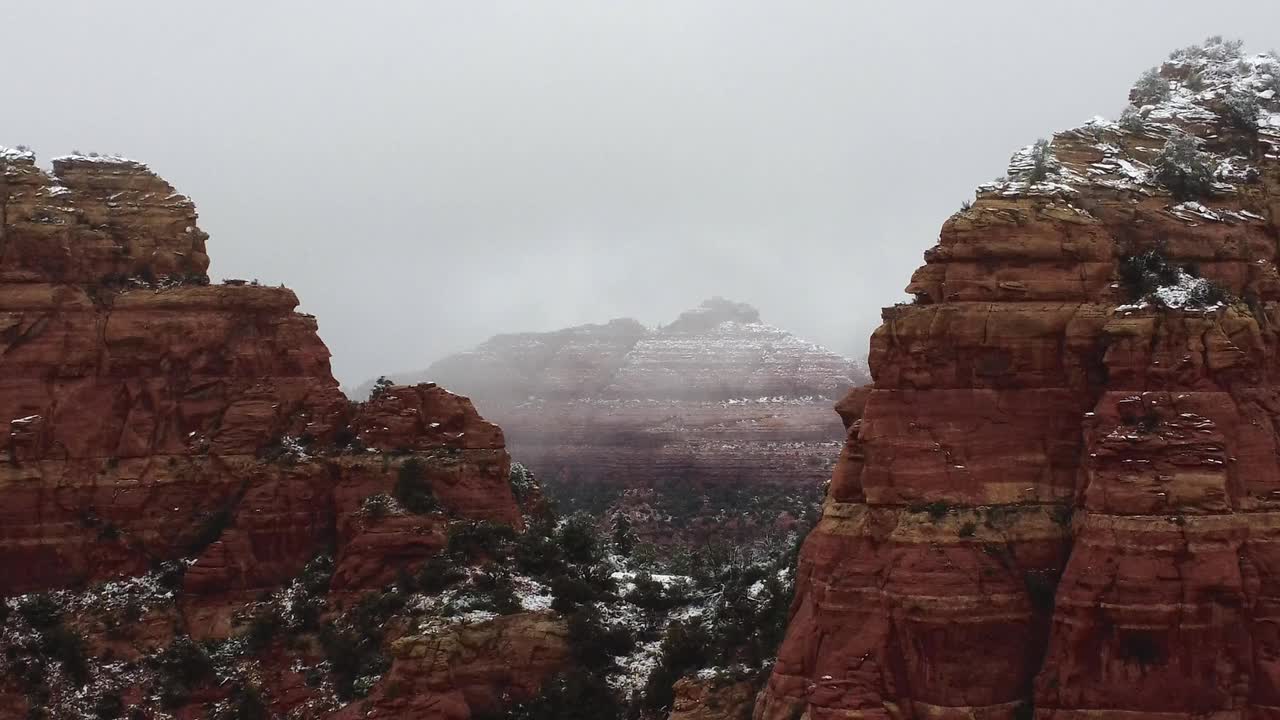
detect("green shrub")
(1119, 249), (1230, 308)
(566, 609), (633, 671)
(513, 532), (563, 576)
(40, 624), (89, 686)
(417, 555), (468, 594)
(1132, 67), (1170, 105)
(394, 458), (439, 514)
(1119, 106), (1145, 133)
(550, 575), (597, 613)
(1224, 90), (1260, 132)
(18, 595), (62, 631)
(509, 462), (536, 503)
(218, 682), (269, 720)
(361, 493), (396, 520)
(243, 607), (282, 654)
(300, 554), (335, 596)
(468, 566), (522, 615)
(152, 637), (215, 708)
(448, 521), (517, 563)
(555, 513), (601, 566)
(624, 573), (694, 612)
(321, 590), (405, 700)
(908, 500), (951, 521)
(92, 691), (124, 719)
(370, 376), (394, 400)
(641, 620), (712, 712)
(1154, 132), (1215, 200)
(609, 514), (636, 557)
(1026, 138), (1055, 183)
(1119, 249), (1180, 301)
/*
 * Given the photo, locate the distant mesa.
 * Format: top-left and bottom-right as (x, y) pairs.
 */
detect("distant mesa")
(358, 297), (867, 405)
(362, 298), (868, 544)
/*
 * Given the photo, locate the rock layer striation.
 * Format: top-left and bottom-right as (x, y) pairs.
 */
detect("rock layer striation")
(758, 40), (1280, 719)
(0, 150), (555, 718)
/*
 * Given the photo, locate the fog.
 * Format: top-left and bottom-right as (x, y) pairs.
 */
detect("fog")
(7, 2), (1280, 389)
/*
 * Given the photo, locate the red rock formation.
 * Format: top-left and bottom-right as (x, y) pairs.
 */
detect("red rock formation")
(372, 297), (867, 542)
(349, 612), (570, 719)
(758, 40), (1280, 719)
(0, 149), (557, 718)
(670, 676), (758, 720)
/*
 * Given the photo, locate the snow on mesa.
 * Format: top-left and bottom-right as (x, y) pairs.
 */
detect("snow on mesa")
(51, 151), (147, 167)
(975, 38), (1279, 208)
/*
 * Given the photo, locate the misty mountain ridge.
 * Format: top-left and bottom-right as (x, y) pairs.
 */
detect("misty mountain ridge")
(353, 297), (868, 404)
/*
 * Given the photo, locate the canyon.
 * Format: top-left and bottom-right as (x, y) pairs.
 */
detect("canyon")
(757, 38), (1280, 720)
(370, 298), (867, 542)
(6, 33), (1280, 720)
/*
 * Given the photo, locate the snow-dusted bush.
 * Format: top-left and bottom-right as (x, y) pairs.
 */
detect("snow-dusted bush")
(1153, 132), (1215, 200)
(556, 513), (603, 566)
(1224, 90), (1260, 131)
(1119, 106), (1146, 133)
(369, 375), (394, 400)
(610, 513), (637, 557)
(1026, 138), (1056, 183)
(1203, 35), (1245, 61)
(1119, 250), (1181, 302)
(1132, 67), (1171, 105)
(152, 638), (216, 708)
(466, 565), (522, 615)
(1119, 249), (1230, 309)
(640, 621), (712, 712)
(320, 589), (403, 700)
(509, 462), (536, 502)
(360, 493), (396, 520)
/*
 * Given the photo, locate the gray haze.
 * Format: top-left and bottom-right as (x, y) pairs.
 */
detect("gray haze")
(7, 2), (1280, 390)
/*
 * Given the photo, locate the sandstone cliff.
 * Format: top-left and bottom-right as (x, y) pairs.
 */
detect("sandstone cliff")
(0, 150), (560, 718)
(371, 297), (867, 542)
(758, 38), (1280, 719)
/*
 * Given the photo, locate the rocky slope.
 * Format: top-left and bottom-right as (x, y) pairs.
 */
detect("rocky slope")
(371, 298), (867, 542)
(758, 38), (1280, 719)
(0, 150), (560, 717)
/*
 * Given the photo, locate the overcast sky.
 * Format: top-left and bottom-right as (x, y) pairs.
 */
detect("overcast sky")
(7, 2), (1280, 389)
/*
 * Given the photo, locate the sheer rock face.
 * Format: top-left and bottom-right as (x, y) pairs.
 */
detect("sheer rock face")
(758, 42), (1280, 719)
(0, 151), (552, 718)
(393, 298), (867, 541)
